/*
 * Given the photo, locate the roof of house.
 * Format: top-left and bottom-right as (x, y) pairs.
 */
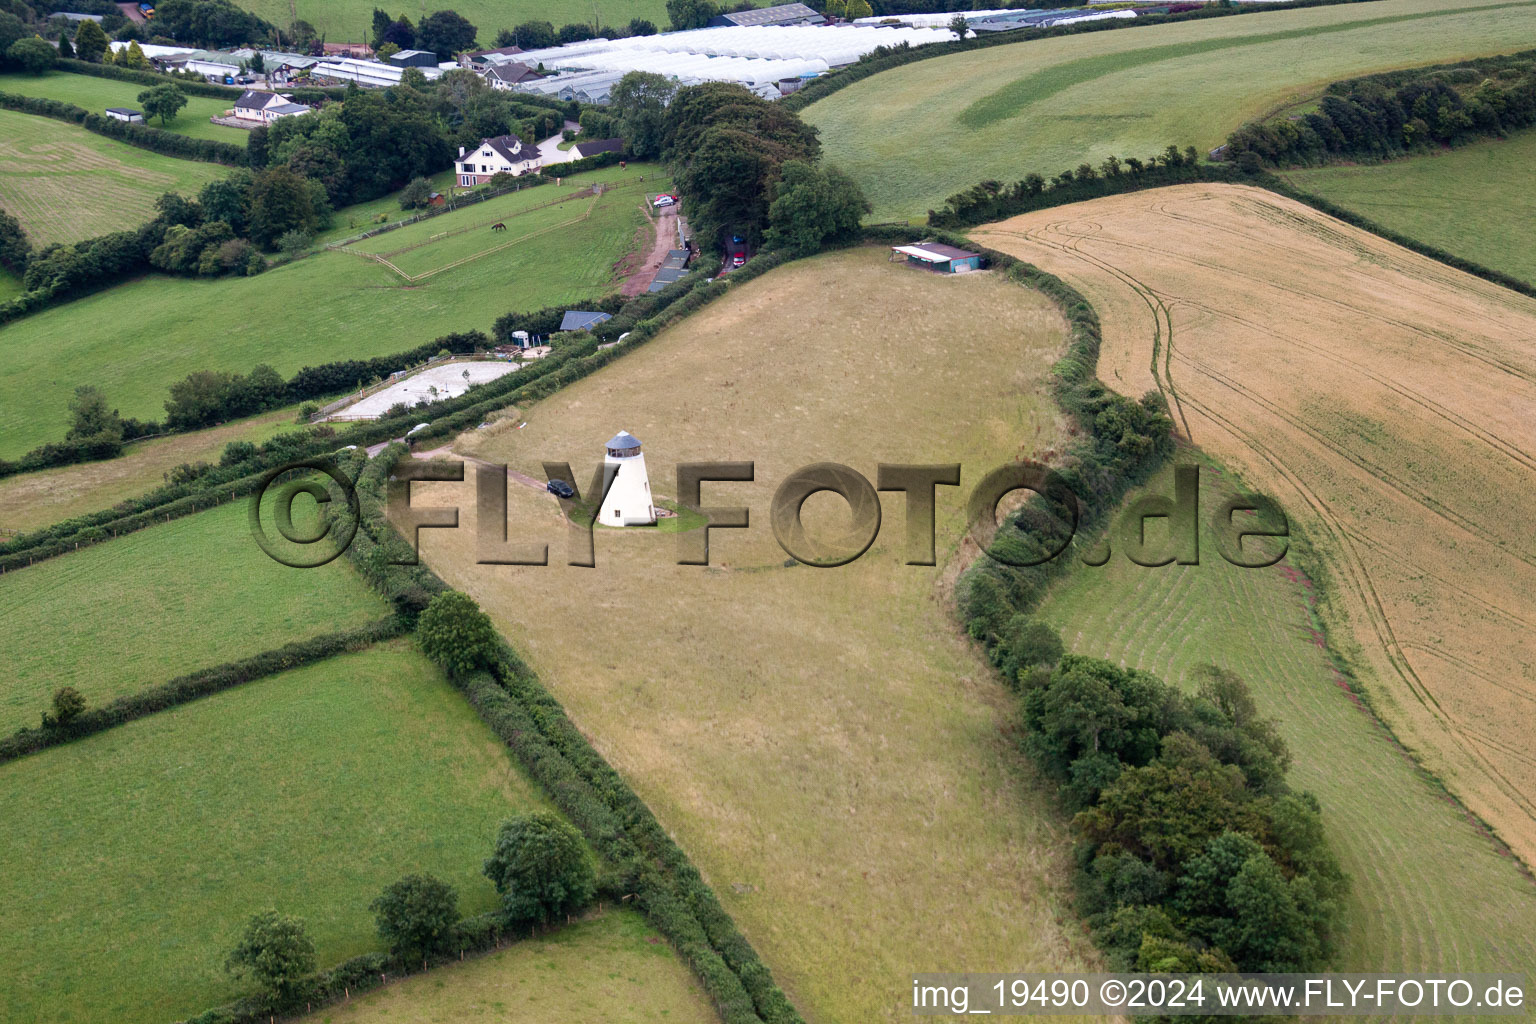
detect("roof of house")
(710, 2), (823, 27)
(573, 137), (624, 159)
(235, 90), (286, 109)
(605, 430), (641, 450)
(561, 310), (613, 332)
(467, 44), (524, 59)
(391, 49), (436, 59)
(106, 107), (142, 115)
(268, 102), (311, 115)
(484, 62), (539, 84)
(481, 134), (534, 163)
(893, 242), (980, 263)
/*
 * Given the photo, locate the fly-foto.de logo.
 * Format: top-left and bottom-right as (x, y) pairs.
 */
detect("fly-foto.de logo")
(251, 443), (1288, 572)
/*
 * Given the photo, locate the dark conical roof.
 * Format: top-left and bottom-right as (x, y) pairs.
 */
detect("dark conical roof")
(605, 431), (641, 450)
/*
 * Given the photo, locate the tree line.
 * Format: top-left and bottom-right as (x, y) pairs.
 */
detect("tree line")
(1224, 52), (1536, 167)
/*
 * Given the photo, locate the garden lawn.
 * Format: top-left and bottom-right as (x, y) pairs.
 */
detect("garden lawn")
(0, 106), (227, 245)
(0, 69), (248, 142)
(1284, 132), (1536, 285)
(0, 166), (660, 459)
(0, 640), (560, 1024)
(0, 498), (387, 732)
(804, 0), (1536, 220)
(303, 910), (717, 1024)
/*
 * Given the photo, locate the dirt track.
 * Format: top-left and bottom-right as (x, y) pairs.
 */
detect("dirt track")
(974, 184), (1536, 869)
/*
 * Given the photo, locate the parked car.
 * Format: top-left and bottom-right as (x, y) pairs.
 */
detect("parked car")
(732, 255), (746, 268)
(652, 194), (676, 208)
(730, 234), (744, 244)
(546, 479), (575, 499)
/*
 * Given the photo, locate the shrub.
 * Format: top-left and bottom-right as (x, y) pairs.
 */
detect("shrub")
(483, 812), (596, 926)
(45, 686), (86, 727)
(370, 874), (461, 962)
(417, 591), (500, 677)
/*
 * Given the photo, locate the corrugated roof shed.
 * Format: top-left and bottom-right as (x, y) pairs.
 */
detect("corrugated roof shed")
(560, 310), (614, 332)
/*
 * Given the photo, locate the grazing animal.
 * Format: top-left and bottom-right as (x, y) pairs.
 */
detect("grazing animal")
(491, 222), (506, 231)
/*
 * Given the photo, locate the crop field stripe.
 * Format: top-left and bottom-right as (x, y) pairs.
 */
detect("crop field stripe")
(348, 186), (600, 259)
(959, 0), (1536, 129)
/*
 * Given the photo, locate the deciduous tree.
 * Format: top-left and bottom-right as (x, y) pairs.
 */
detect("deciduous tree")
(371, 874), (461, 961)
(224, 910), (316, 1005)
(482, 813), (595, 926)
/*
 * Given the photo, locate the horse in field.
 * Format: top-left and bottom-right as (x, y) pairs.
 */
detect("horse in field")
(491, 222), (507, 231)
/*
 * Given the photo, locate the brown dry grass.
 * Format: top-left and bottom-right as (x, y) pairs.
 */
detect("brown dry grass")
(973, 184), (1536, 871)
(406, 247), (1105, 1023)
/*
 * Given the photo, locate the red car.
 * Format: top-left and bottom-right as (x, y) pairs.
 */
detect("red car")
(731, 255), (746, 268)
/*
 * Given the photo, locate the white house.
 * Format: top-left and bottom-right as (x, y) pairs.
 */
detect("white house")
(456, 134), (540, 186)
(233, 90), (313, 123)
(105, 107), (144, 123)
(598, 431), (657, 527)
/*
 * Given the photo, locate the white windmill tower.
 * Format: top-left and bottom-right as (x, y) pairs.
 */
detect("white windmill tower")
(598, 430), (657, 527)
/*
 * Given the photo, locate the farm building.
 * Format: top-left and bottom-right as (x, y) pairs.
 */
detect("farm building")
(709, 2), (824, 27)
(574, 138), (625, 158)
(461, 44), (524, 69)
(322, 42), (373, 58)
(105, 107), (144, 123)
(388, 48), (439, 68)
(308, 57), (441, 87)
(232, 91), (312, 122)
(560, 310), (613, 332)
(890, 242), (982, 273)
(648, 249), (692, 293)
(163, 57), (242, 81)
(456, 134), (541, 186)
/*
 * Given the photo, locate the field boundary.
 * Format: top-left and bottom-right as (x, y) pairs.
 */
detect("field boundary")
(0, 615), (405, 765)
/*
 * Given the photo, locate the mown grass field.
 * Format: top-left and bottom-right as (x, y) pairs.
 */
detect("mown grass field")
(304, 910), (716, 1024)
(972, 182), (1536, 873)
(231, 0), (669, 44)
(314, 168), (456, 245)
(0, 640), (560, 1024)
(411, 247), (1107, 1023)
(1033, 459), (1536, 975)
(0, 106), (227, 245)
(0, 165), (661, 459)
(0, 70), (249, 142)
(0, 498), (387, 732)
(0, 406), (302, 534)
(1284, 132), (1536, 285)
(803, 0), (1536, 220)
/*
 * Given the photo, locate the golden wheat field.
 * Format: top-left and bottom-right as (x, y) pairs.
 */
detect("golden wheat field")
(972, 184), (1536, 870)
(404, 247), (1108, 1023)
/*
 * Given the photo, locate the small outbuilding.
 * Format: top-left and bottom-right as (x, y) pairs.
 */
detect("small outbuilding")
(388, 49), (440, 68)
(890, 242), (982, 274)
(105, 107), (144, 123)
(559, 310), (613, 332)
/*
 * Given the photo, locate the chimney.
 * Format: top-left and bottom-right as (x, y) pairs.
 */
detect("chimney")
(458, 146), (465, 158)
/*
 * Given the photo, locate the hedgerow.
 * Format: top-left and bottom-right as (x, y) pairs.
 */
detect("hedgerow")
(0, 89), (247, 165)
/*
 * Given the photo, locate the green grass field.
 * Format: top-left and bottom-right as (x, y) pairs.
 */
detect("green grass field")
(803, 0), (1536, 219)
(0, 498), (387, 733)
(0, 106), (227, 245)
(0, 70), (249, 142)
(0, 165), (664, 459)
(314, 168), (456, 245)
(304, 910), (717, 1024)
(231, 0), (669, 45)
(0, 267), (20, 301)
(1284, 132), (1536, 285)
(0, 640), (561, 1024)
(0, 405), (304, 535)
(1033, 459), (1536, 976)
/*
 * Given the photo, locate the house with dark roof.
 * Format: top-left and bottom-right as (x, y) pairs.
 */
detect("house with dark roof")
(559, 310), (613, 332)
(708, 2), (823, 27)
(233, 91), (312, 123)
(573, 137), (625, 159)
(889, 241), (982, 273)
(456, 134), (540, 186)
(105, 107), (144, 123)
(461, 44), (524, 69)
(483, 62), (541, 89)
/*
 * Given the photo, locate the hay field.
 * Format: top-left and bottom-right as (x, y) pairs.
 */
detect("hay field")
(0, 498), (387, 732)
(0, 641), (557, 1024)
(231, 0), (669, 44)
(0, 70), (247, 142)
(405, 247), (1106, 1024)
(0, 107), (227, 245)
(1035, 458), (1536, 976)
(302, 910), (716, 1024)
(971, 183), (1536, 870)
(1285, 133), (1536, 285)
(803, 0), (1536, 220)
(0, 406), (300, 534)
(0, 167), (655, 459)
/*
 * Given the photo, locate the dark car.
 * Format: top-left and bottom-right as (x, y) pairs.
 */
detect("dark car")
(730, 234), (745, 245)
(546, 479), (575, 499)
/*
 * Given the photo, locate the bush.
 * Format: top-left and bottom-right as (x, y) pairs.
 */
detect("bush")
(417, 591), (500, 677)
(224, 910), (317, 1006)
(45, 686), (86, 727)
(370, 874), (461, 962)
(483, 812), (596, 926)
